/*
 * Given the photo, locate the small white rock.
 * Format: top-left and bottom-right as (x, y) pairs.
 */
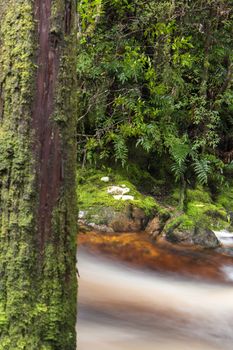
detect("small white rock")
(122, 195), (134, 201)
(113, 194), (134, 201)
(107, 186), (130, 195)
(78, 210), (86, 219)
(101, 176), (110, 182)
(113, 195), (123, 200)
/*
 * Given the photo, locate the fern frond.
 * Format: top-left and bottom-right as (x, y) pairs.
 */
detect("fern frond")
(171, 162), (187, 182)
(193, 158), (210, 185)
(170, 142), (190, 166)
(113, 135), (128, 166)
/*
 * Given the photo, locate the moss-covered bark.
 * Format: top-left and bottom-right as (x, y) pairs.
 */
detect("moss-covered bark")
(0, 1), (77, 349)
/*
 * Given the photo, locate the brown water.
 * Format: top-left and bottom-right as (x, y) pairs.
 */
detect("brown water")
(77, 232), (233, 350)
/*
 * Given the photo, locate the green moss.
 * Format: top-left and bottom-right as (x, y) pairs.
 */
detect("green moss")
(51, 0), (64, 35)
(0, 1), (77, 349)
(216, 185), (233, 213)
(115, 163), (158, 190)
(164, 184), (231, 236)
(164, 214), (195, 233)
(78, 167), (163, 217)
(186, 201), (228, 230)
(40, 1), (78, 348)
(0, 1), (39, 348)
(186, 186), (212, 203)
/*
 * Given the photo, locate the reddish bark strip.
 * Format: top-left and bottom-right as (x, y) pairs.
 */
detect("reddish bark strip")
(65, 1), (72, 34)
(33, 0), (61, 252)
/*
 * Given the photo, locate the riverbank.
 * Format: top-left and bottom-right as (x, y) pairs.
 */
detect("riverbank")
(77, 166), (233, 249)
(78, 231), (233, 283)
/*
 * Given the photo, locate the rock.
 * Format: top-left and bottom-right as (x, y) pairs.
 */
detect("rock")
(193, 227), (221, 248)
(131, 207), (146, 220)
(166, 227), (194, 244)
(109, 206), (148, 232)
(86, 222), (114, 233)
(145, 217), (161, 238)
(101, 176), (110, 182)
(78, 204), (148, 233)
(110, 216), (142, 232)
(132, 207), (148, 229)
(107, 186), (130, 195)
(113, 194), (134, 201)
(78, 210), (86, 219)
(164, 217), (221, 248)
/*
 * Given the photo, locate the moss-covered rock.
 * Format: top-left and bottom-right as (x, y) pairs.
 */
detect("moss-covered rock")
(163, 214), (221, 248)
(77, 167), (168, 232)
(162, 185), (231, 248)
(163, 214), (194, 243)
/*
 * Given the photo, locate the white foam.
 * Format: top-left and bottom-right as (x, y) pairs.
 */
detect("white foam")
(77, 249), (233, 350)
(222, 265), (233, 282)
(214, 230), (233, 246)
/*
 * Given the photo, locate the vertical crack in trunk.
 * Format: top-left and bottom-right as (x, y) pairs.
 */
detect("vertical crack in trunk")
(33, 0), (61, 253)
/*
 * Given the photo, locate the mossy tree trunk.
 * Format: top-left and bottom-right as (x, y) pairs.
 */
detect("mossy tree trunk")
(0, 1), (77, 349)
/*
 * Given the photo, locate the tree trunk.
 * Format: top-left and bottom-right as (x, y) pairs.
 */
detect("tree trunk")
(0, 1), (77, 349)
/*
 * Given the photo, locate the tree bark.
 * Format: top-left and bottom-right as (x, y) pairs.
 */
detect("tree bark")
(0, 1), (77, 349)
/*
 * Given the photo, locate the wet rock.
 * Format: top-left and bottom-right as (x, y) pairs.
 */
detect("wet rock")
(109, 206), (147, 232)
(145, 217), (161, 238)
(164, 220), (221, 248)
(166, 227), (194, 244)
(193, 227), (221, 248)
(131, 207), (147, 221)
(85, 222), (114, 233)
(110, 215), (142, 232)
(79, 205), (148, 233)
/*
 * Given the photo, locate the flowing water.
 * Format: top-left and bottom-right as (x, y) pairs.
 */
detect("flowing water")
(214, 230), (233, 247)
(77, 232), (233, 350)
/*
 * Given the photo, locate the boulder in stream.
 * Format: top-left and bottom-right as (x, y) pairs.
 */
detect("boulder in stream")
(163, 215), (221, 248)
(193, 227), (221, 248)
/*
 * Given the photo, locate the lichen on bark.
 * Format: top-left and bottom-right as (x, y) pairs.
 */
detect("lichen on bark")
(0, 1), (77, 349)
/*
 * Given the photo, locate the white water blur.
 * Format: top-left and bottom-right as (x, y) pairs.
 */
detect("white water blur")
(77, 249), (233, 350)
(222, 265), (233, 282)
(214, 229), (233, 246)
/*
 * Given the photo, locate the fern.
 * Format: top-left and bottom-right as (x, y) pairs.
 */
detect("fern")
(171, 162), (187, 182)
(113, 135), (128, 166)
(171, 142), (190, 166)
(170, 141), (191, 181)
(193, 158), (210, 185)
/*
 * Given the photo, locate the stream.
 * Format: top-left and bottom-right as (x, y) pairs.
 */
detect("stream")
(77, 231), (233, 350)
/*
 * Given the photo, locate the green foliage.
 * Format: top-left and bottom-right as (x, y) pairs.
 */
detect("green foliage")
(77, 0), (233, 190)
(193, 158), (210, 185)
(77, 167), (160, 216)
(113, 134), (128, 166)
(169, 138), (191, 182)
(186, 187), (212, 204)
(216, 184), (233, 213)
